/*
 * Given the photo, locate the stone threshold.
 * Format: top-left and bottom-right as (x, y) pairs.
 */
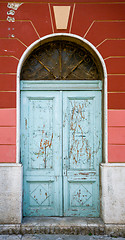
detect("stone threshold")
(0, 217), (125, 237)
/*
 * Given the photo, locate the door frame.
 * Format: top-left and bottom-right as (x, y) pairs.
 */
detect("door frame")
(21, 80), (102, 217)
(17, 33), (107, 164)
(17, 33), (107, 217)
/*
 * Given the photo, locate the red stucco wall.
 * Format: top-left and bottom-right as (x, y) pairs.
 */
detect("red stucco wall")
(0, 0), (125, 163)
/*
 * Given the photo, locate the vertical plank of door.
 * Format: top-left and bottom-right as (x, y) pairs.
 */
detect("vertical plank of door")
(21, 91), (63, 216)
(21, 91), (29, 215)
(63, 91), (102, 217)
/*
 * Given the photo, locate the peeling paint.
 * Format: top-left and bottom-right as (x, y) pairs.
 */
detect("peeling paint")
(7, 2), (23, 10)
(21, 90), (101, 216)
(7, 16), (15, 22)
(37, 127), (53, 168)
(70, 100), (92, 167)
(7, 10), (15, 15)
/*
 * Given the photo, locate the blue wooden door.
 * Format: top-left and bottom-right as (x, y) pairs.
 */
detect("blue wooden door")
(21, 91), (63, 216)
(63, 91), (101, 217)
(21, 85), (101, 217)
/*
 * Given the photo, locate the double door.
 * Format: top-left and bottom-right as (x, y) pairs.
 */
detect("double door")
(21, 87), (102, 217)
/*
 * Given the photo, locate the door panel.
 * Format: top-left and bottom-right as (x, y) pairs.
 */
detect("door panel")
(63, 91), (101, 217)
(21, 89), (102, 217)
(21, 91), (62, 216)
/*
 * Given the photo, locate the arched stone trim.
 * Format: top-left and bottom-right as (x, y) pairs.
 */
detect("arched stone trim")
(16, 33), (107, 164)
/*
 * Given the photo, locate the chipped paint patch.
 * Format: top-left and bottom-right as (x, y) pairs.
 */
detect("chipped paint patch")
(37, 130), (53, 168)
(7, 2), (23, 26)
(7, 2), (23, 10)
(69, 100), (92, 167)
(7, 10), (15, 15)
(7, 16), (15, 22)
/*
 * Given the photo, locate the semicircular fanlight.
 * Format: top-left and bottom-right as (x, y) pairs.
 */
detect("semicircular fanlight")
(21, 41), (102, 80)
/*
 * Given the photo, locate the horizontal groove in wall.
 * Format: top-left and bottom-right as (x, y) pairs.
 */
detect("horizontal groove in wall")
(1, 1), (125, 4)
(0, 125), (16, 127)
(108, 91), (125, 93)
(108, 143), (125, 145)
(0, 73), (16, 75)
(108, 125), (125, 128)
(0, 91), (16, 93)
(0, 144), (16, 146)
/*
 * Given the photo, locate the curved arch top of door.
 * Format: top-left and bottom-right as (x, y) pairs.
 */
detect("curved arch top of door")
(17, 33), (107, 164)
(20, 40), (103, 81)
(18, 33), (107, 217)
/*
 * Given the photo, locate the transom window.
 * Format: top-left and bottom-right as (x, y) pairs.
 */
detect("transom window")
(21, 41), (103, 81)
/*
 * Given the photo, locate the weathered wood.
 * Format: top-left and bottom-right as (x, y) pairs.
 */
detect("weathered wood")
(63, 91), (102, 217)
(21, 91), (63, 216)
(21, 85), (102, 217)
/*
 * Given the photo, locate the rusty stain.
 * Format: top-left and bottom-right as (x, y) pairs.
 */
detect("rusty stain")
(37, 126), (53, 168)
(79, 172), (89, 175)
(69, 98), (101, 168)
(25, 119), (27, 129)
(70, 100), (92, 165)
(79, 104), (85, 120)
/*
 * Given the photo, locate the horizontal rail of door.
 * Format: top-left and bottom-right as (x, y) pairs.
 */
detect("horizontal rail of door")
(20, 80), (102, 91)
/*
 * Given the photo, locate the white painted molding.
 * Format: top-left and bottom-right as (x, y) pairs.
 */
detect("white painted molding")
(101, 163), (125, 167)
(17, 33), (107, 164)
(0, 163), (22, 167)
(20, 80), (102, 91)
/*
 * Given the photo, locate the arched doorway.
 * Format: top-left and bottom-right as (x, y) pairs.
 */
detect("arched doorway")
(19, 34), (107, 217)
